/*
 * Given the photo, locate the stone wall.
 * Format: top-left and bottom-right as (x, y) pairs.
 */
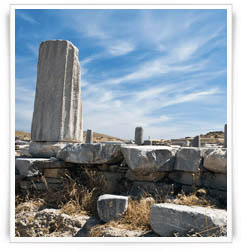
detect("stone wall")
(16, 143), (227, 205)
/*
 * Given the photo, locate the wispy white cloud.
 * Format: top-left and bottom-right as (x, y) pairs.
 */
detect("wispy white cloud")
(15, 9), (227, 138)
(18, 13), (39, 24)
(160, 88), (220, 108)
(15, 78), (35, 130)
(92, 57), (208, 87)
(107, 41), (135, 56)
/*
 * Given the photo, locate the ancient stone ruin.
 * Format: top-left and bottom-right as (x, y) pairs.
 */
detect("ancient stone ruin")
(15, 40), (228, 238)
(30, 40), (83, 158)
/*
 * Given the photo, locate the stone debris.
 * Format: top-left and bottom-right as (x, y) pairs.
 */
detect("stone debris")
(57, 143), (124, 164)
(15, 208), (89, 237)
(150, 203), (227, 237)
(97, 194), (129, 222)
(89, 226), (157, 237)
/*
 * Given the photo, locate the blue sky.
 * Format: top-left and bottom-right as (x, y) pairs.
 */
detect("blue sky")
(15, 9), (227, 140)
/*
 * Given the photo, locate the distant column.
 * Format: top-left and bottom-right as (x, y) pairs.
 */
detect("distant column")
(135, 127), (144, 145)
(192, 135), (200, 147)
(86, 129), (93, 144)
(31, 40), (83, 142)
(184, 140), (190, 147)
(224, 124), (227, 148)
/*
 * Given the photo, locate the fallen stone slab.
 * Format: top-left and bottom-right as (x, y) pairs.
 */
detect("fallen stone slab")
(150, 203), (227, 237)
(15, 158), (77, 177)
(29, 141), (71, 158)
(203, 149), (227, 174)
(57, 143), (124, 164)
(174, 147), (202, 173)
(97, 194), (129, 222)
(121, 146), (177, 181)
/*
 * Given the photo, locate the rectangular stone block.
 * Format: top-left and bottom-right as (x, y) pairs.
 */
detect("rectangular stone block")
(31, 40), (83, 142)
(174, 147), (202, 172)
(15, 157), (77, 177)
(168, 171), (202, 186)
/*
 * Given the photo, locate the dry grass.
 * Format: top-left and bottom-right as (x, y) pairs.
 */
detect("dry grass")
(15, 130), (31, 140)
(113, 197), (154, 230)
(168, 189), (216, 208)
(15, 194), (46, 214)
(16, 169), (112, 217)
(90, 197), (154, 237)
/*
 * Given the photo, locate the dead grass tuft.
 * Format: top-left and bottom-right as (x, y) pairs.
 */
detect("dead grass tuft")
(168, 190), (215, 208)
(16, 169), (111, 217)
(90, 197), (154, 236)
(15, 197), (46, 214)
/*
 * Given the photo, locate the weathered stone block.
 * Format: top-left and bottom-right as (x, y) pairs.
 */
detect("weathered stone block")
(29, 141), (71, 158)
(57, 143), (124, 164)
(15, 157), (76, 177)
(150, 203), (227, 237)
(174, 147), (202, 172)
(203, 148), (227, 174)
(168, 171), (201, 186)
(31, 40), (82, 142)
(97, 194), (129, 222)
(202, 172), (227, 191)
(121, 146), (177, 174)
